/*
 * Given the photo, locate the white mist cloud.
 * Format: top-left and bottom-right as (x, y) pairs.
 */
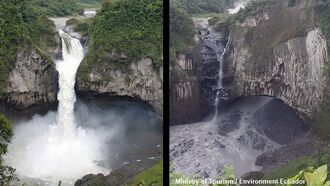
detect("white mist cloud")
(228, 0), (249, 14)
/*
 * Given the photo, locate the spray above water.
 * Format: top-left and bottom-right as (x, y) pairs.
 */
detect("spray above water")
(4, 30), (109, 184)
(228, 1), (249, 14)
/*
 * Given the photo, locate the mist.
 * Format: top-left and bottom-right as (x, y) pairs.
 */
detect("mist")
(4, 99), (162, 185)
(228, 0), (250, 14)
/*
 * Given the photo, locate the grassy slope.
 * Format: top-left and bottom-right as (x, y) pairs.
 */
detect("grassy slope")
(129, 160), (163, 186)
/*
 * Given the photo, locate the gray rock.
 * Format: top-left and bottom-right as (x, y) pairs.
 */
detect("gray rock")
(76, 58), (163, 116)
(170, 51), (211, 125)
(1, 46), (58, 110)
(226, 0), (329, 120)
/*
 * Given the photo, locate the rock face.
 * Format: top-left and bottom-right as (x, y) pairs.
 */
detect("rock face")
(1, 46), (58, 110)
(76, 58), (163, 115)
(75, 169), (134, 186)
(226, 0), (329, 119)
(170, 51), (210, 125)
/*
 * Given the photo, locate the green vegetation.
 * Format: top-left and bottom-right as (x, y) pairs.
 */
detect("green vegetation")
(0, 0), (26, 92)
(233, 0), (278, 22)
(66, 18), (80, 26)
(0, 0), (60, 92)
(82, 0), (163, 73)
(77, 0), (101, 9)
(25, 0), (101, 17)
(311, 0), (330, 139)
(170, 4), (195, 59)
(170, 165), (237, 186)
(0, 114), (15, 185)
(312, 94), (330, 139)
(262, 148), (330, 184)
(25, 0), (83, 17)
(303, 165), (330, 186)
(270, 164), (330, 186)
(66, 18), (93, 36)
(172, 0), (235, 15)
(129, 160), (163, 186)
(313, 0), (330, 74)
(0, 0), (101, 92)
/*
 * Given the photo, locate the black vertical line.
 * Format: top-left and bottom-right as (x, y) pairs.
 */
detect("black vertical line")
(163, 0), (170, 185)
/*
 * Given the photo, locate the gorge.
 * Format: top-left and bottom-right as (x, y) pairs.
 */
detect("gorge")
(4, 26), (162, 185)
(170, 0), (330, 182)
(0, 0), (163, 185)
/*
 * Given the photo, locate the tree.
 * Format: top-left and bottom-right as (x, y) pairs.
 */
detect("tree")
(0, 114), (16, 185)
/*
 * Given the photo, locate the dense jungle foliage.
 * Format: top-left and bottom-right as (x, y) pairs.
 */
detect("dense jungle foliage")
(81, 0), (163, 74)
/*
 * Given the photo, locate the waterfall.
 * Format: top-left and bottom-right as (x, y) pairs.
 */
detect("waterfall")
(4, 30), (108, 184)
(56, 30), (84, 139)
(195, 19), (230, 119)
(213, 36), (230, 119)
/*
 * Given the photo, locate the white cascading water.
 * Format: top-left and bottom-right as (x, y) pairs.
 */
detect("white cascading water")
(213, 36), (230, 120)
(4, 30), (108, 184)
(56, 30), (84, 140)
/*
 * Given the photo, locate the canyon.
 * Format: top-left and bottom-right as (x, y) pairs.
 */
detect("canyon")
(170, 0), (329, 125)
(170, 0), (330, 181)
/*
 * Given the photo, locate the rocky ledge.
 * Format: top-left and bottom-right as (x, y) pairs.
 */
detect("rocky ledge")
(76, 58), (163, 116)
(1, 46), (58, 110)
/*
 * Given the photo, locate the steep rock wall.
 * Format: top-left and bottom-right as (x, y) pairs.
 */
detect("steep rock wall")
(2, 46), (58, 110)
(170, 52), (210, 125)
(76, 58), (163, 115)
(226, 0), (329, 119)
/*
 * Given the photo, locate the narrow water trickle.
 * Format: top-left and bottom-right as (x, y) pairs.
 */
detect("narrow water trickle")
(213, 36), (230, 120)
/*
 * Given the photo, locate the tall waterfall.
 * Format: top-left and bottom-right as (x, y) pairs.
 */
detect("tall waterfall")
(56, 30), (84, 139)
(4, 30), (108, 184)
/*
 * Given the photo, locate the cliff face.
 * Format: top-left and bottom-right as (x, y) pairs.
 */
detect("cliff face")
(76, 58), (163, 115)
(226, 0), (329, 119)
(2, 46), (58, 110)
(170, 51), (210, 125)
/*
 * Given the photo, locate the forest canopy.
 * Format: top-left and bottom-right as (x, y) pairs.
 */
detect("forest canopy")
(85, 0), (163, 65)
